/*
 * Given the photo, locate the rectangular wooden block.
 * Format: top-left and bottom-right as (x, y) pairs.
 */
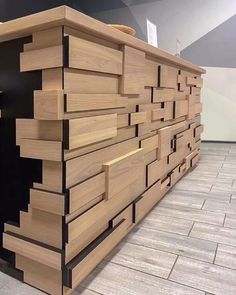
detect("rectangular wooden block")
(130, 111), (147, 125)
(20, 45), (63, 72)
(65, 114), (117, 150)
(68, 35), (123, 75)
(152, 88), (175, 103)
(120, 45), (145, 94)
(34, 90), (64, 120)
(195, 124), (204, 137)
(147, 157), (167, 187)
(30, 189), (65, 216)
(64, 68), (119, 94)
(19, 139), (62, 161)
(158, 65), (178, 89)
(140, 134), (159, 154)
(65, 93), (128, 113)
(103, 148), (144, 199)
(69, 172), (105, 214)
(175, 100), (188, 118)
(3, 232), (62, 270)
(134, 180), (161, 223)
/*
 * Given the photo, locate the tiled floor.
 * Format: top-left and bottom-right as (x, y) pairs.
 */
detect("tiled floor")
(1, 142), (236, 295)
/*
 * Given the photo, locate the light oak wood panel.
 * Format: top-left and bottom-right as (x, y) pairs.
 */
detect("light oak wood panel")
(24, 27), (63, 51)
(19, 139), (62, 161)
(120, 46), (145, 94)
(147, 157), (167, 187)
(16, 119), (62, 145)
(134, 180), (161, 223)
(65, 213), (133, 289)
(4, 208), (62, 249)
(103, 148), (144, 199)
(140, 134), (159, 154)
(3, 232), (62, 270)
(66, 114), (117, 150)
(68, 35), (123, 75)
(69, 172), (105, 214)
(158, 65), (178, 89)
(42, 68), (63, 90)
(66, 93), (128, 113)
(34, 90), (64, 120)
(30, 189), (65, 216)
(0, 6), (205, 74)
(130, 112), (147, 125)
(66, 138), (139, 187)
(64, 125), (135, 160)
(64, 68), (119, 94)
(16, 255), (62, 295)
(20, 45), (63, 72)
(152, 88), (175, 103)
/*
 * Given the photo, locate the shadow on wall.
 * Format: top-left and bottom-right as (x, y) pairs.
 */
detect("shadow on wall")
(181, 15), (236, 68)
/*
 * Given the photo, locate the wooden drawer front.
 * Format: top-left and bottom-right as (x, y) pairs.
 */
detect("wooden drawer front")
(3, 232), (62, 270)
(120, 46), (145, 94)
(140, 134), (159, 154)
(191, 153), (200, 167)
(187, 76), (203, 88)
(158, 65), (178, 89)
(65, 93), (128, 113)
(66, 175), (144, 243)
(151, 102), (174, 122)
(68, 172), (105, 214)
(30, 189), (65, 216)
(147, 157), (167, 187)
(64, 69), (119, 94)
(103, 148), (144, 199)
(64, 207), (133, 289)
(65, 114), (117, 150)
(19, 139), (62, 161)
(195, 124), (204, 137)
(66, 138), (138, 188)
(175, 100), (188, 118)
(130, 111), (147, 125)
(134, 180), (161, 223)
(68, 35), (123, 75)
(152, 88), (175, 103)
(20, 45), (63, 72)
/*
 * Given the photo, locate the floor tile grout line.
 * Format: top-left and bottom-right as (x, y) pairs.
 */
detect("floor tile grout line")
(187, 221), (195, 237)
(167, 254), (179, 280)
(212, 243), (219, 264)
(222, 213), (227, 227)
(108, 260), (207, 294)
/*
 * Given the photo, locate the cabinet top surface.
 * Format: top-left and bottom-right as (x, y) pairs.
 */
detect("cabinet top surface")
(0, 5), (205, 74)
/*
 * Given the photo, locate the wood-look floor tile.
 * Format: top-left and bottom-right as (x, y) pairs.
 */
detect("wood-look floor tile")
(139, 211), (193, 235)
(215, 244), (236, 270)
(168, 189), (231, 202)
(105, 242), (177, 279)
(155, 205), (225, 225)
(159, 193), (205, 209)
(81, 261), (204, 295)
(224, 214), (236, 229)
(170, 256), (236, 295)
(127, 227), (217, 262)
(202, 200), (236, 214)
(211, 184), (236, 194)
(190, 222), (236, 246)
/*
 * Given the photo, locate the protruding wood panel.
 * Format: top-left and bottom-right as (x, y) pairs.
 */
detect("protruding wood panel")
(68, 35), (123, 75)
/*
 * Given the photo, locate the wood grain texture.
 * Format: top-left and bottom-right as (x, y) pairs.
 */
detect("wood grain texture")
(67, 114), (117, 150)
(68, 35), (123, 75)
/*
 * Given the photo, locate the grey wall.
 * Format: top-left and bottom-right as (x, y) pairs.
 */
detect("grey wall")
(90, 0), (236, 141)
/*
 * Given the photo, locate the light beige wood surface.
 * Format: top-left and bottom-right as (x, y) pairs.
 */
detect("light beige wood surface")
(0, 6), (205, 74)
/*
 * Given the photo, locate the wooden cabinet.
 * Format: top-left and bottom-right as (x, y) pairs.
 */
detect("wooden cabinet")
(0, 6), (205, 295)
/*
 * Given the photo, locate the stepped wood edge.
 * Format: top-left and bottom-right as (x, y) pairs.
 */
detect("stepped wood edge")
(0, 6), (204, 295)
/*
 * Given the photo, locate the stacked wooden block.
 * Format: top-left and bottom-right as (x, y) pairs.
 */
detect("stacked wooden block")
(1, 7), (204, 295)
